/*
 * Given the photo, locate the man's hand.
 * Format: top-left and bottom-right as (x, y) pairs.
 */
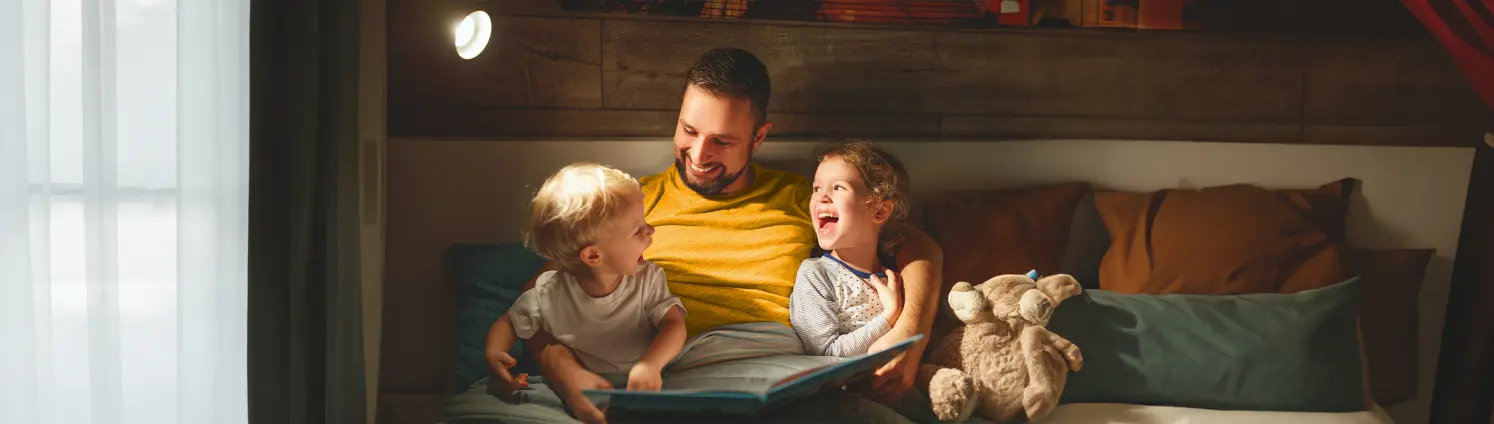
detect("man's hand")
(627, 362), (663, 391)
(868, 330), (921, 403)
(559, 368), (612, 424)
(868, 224), (944, 404)
(868, 271), (903, 324)
(530, 329), (609, 424)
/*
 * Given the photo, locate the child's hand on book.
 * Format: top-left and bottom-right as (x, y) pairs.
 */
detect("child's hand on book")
(626, 362), (663, 391)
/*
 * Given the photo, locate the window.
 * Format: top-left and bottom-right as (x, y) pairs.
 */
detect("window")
(2, 0), (249, 423)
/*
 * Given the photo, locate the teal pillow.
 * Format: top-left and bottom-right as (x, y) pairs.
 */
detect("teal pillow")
(1048, 277), (1366, 412)
(450, 243), (550, 393)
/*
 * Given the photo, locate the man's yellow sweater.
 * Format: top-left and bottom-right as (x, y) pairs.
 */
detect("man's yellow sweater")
(639, 163), (815, 336)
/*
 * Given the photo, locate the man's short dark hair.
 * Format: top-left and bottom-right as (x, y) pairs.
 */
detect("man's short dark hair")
(684, 48), (771, 127)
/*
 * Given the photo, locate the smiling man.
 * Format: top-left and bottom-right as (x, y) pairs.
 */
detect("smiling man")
(643, 48), (814, 338)
(520, 48), (945, 424)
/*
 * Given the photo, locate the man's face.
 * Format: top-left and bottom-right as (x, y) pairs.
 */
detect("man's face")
(672, 85), (769, 195)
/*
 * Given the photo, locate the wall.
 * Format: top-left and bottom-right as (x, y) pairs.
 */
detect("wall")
(387, 1), (1488, 145)
(381, 137), (1474, 424)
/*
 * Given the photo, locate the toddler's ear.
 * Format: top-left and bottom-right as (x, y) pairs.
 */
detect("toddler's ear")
(578, 245), (604, 267)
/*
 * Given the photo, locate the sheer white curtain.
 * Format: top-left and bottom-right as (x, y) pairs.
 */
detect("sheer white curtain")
(1, 0), (250, 423)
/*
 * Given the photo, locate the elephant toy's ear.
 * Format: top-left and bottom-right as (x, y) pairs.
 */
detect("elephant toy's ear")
(949, 282), (991, 324)
(1036, 274), (1083, 305)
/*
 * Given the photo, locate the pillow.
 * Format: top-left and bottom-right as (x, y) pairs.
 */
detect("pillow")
(918, 182), (1091, 283)
(1348, 248), (1433, 406)
(916, 183), (1090, 344)
(1093, 178), (1356, 294)
(1049, 277), (1367, 412)
(449, 243), (550, 393)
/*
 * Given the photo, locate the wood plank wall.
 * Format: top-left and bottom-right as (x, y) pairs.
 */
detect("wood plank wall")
(389, 1), (1489, 146)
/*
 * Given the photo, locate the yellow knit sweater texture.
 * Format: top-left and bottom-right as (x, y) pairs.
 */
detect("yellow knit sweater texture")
(638, 163), (815, 336)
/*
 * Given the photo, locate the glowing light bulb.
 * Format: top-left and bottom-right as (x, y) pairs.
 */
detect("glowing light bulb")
(455, 18), (475, 47)
(455, 11), (491, 60)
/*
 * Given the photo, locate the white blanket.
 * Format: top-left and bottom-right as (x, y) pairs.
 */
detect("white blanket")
(1035, 403), (1395, 424)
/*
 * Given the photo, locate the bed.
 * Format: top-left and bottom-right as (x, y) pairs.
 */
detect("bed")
(1037, 403), (1395, 424)
(380, 139), (1471, 424)
(381, 395), (1397, 424)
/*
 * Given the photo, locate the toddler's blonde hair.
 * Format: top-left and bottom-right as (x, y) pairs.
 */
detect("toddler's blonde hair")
(524, 162), (641, 276)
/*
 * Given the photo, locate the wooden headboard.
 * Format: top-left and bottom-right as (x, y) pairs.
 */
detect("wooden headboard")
(387, 1), (1486, 145)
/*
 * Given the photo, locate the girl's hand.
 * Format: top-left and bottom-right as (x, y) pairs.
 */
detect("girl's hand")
(868, 270), (903, 324)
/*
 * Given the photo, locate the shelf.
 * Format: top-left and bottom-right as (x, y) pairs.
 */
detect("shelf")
(386, 0), (1486, 147)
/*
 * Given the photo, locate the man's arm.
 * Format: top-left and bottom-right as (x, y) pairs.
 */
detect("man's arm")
(869, 225), (944, 401)
(519, 262), (611, 423)
(520, 262), (584, 381)
(878, 225), (944, 344)
(519, 261), (577, 377)
(528, 329), (610, 424)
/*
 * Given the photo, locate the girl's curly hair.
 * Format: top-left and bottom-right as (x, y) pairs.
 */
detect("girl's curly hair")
(814, 139), (911, 222)
(814, 139), (912, 258)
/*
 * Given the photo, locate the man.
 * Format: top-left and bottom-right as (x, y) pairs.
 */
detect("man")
(521, 48), (945, 423)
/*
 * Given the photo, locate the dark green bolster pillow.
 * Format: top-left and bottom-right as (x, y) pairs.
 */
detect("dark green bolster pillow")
(450, 243), (550, 393)
(1048, 277), (1366, 412)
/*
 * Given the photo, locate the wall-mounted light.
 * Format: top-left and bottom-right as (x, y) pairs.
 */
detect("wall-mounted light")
(454, 10), (492, 60)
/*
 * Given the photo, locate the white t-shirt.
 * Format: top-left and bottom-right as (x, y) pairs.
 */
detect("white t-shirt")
(508, 261), (685, 375)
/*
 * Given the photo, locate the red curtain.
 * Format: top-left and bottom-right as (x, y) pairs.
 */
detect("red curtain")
(1399, 1), (1494, 423)
(1401, 0), (1494, 110)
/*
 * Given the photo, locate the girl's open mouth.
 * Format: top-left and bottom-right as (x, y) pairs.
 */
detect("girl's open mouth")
(816, 212), (839, 234)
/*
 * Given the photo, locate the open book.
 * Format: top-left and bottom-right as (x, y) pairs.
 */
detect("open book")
(582, 334), (924, 415)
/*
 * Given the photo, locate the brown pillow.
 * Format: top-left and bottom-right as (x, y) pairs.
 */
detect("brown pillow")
(1093, 178), (1357, 294)
(1347, 248), (1433, 407)
(919, 182), (1091, 285)
(918, 182), (1090, 345)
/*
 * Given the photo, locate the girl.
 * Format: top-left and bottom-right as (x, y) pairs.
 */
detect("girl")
(790, 140), (912, 357)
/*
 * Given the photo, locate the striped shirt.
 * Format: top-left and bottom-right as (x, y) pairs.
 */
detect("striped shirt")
(788, 255), (892, 357)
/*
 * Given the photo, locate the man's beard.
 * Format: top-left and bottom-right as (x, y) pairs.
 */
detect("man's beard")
(676, 151), (753, 196)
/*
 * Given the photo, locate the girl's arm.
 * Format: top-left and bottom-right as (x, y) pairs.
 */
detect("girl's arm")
(791, 262), (892, 357)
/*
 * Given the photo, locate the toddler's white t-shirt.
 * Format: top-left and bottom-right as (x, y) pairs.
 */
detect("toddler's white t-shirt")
(508, 261), (685, 374)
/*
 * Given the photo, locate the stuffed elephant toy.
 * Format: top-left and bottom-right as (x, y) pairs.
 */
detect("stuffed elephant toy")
(918, 272), (1085, 423)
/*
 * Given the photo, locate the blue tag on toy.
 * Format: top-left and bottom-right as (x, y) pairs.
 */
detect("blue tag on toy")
(1026, 269), (1040, 279)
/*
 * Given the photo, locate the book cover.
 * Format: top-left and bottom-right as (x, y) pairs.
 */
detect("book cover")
(583, 334), (924, 415)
